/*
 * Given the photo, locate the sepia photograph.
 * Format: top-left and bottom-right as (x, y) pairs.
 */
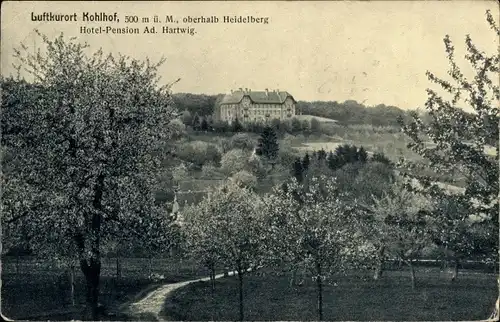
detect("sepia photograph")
(1, 0), (499, 321)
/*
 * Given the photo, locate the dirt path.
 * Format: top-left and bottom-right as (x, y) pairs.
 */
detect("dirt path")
(125, 271), (240, 321)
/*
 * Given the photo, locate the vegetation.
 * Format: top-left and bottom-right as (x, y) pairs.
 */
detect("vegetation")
(2, 10), (498, 321)
(182, 183), (265, 321)
(400, 9), (499, 271)
(163, 268), (497, 321)
(2, 31), (180, 319)
(255, 126), (280, 167)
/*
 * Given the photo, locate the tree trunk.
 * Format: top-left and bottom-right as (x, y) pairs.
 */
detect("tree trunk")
(210, 264), (216, 295)
(407, 260), (416, 289)
(148, 257), (153, 279)
(79, 174), (104, 320)
(451, 258), (459, 281)
(238, 268), (244, 321)
(290, 267), (297, 287)
(116, 257), (121, 280)
(373, 245), (385, 280)
(316, 261), (323, 321)
(80, 257), (101, 320)
(69, 264), (76, 306)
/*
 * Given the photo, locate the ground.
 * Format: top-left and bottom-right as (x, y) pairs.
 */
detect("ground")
(1, 257), (206, 320)
(160, 267), (497, 321)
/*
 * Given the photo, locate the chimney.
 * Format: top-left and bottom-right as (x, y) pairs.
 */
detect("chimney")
(265, 88), (269, 97)
(231, 89), (233, 94)
(239, 87), (243, 92)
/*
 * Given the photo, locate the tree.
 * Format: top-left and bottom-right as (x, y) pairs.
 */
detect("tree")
(302, 152), (311, 171)
(231, 117), (243, 132)
(301, 119), (311, 135)
(192, 112), (201, 130)
(255, 126), (279, 168)
(200, 117), (209, 131)
(182, 183), (265, 321)
(181, 110), (193, 126)
(201, 164), (223, 179)
(310, 117), (321, 133)
(220, 149), (248, 176)
(176, 141), (221, 169)
(2, 32), (178, 319)
(327, 144), (368, 171)
(400, 10), (499, 227)
(229, 133), (256, 151)
(371, 151), (393, 167)
(429, 193), (497, 281)
(264, 177), (369, 320)
(167, 118), (187, 139)
(230, 170), (258, 190)
(247, 153), (267, 179)
(172, 163), (188, 184)
(367, 182), (434, 288)
(292, 157), (305, 183)
(291, 117), (302, 134)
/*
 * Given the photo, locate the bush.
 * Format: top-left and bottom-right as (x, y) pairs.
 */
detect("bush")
(220, 149), (249, 176)
(229, 170), (258, 190)
(176, 141), (222, 169)
(229, 133), (257, 151)
(168, 118), (187, 139)
(201, 164), (223, 179)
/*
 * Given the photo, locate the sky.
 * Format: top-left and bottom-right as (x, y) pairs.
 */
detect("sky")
(2, 1), (499, 110)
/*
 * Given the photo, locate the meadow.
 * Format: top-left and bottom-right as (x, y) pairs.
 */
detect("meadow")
(162, 266), (497, 321)
(1, 256), (207, 320)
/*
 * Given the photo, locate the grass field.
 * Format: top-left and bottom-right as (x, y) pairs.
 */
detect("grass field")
(1, 257), (208, 320)
(161, 267), (498, 321)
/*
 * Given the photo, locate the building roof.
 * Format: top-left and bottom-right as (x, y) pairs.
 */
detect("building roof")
(220, 89), (296, 105)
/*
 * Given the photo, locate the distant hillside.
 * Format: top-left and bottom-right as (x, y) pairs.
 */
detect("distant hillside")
(172, 93), (421, 127)
(294, 114), (339, 123)
(297, 100), (412, 127)
(172, 93), (223, 117)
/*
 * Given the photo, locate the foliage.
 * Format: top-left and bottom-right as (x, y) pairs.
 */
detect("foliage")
(192, 113), (201, 130)
(172, 92), (221, 117)
(229, 170), (258, 190)
(263, 177), (370, 320)
(176, 140), (221, 169)
(327, 144), (368, 171)
(1, 31), (179, 318)
(167, 118), (187, 139)
(429, 194), (498, 278)
(255, 126), (279, 165)
(200, 117), (209, 131)
(231, 117), (244, 132)
(297, 100), (411, 127)
(400, 10), (499, 226)
(229, 133), (257, 151)
(291, 117), (302, 134)
(180, 110), (192, 126)
(247, 154), (267, 179)
(181, 182), (265, 320)
(366, 182), (435, 287)
(220, 149), (249, 176)
(371, 151), (394, 166)
(201, 164), (224, 179)
(172, 163), (188, 184)
(310, 117), (321, 133)
(351, 161), (396, 205)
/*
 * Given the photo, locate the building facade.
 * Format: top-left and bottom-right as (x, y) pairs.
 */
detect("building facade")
(219, 88), (297, 123)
